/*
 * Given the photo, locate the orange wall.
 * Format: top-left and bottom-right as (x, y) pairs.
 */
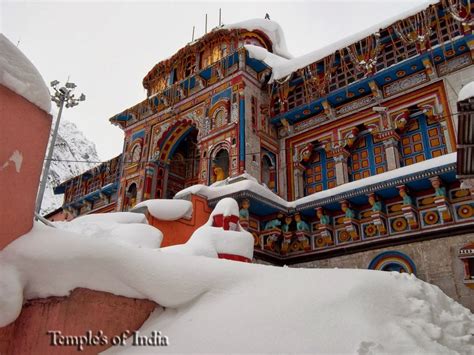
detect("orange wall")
(0, 84), (51, 250)
(151, 195), (212, 247)
(0, 288), (156, 354)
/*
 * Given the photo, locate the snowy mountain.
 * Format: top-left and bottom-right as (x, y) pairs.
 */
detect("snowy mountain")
(40, 119), (100, 215)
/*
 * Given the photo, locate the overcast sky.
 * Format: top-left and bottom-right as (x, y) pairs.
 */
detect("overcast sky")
(2, 0), (431, 161)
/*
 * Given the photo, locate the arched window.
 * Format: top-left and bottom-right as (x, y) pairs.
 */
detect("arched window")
(261, 153), (276, 191)
(303, 148), (336, 195)
(348, 134), (386, 181)
(399, 115), (447, 166)
(368, 251), (416, 275)
(131, 144), (142, 164)
(212, 108), (228, 129)
(211, 148), (229, 183)
(125, 183), (138, 211)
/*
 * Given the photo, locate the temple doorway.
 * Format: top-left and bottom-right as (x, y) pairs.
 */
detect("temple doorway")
(165, 128), (200, 198)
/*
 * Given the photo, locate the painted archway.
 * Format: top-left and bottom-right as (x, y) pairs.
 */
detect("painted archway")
(149, 119), (200, 199)
(368, 251), (417, 275)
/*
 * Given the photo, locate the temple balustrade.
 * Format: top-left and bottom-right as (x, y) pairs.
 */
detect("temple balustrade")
(200, 155), (474, 263)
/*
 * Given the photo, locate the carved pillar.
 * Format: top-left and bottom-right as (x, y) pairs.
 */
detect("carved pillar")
(143, 164), (155, 201)
(440, 120), (453, 153)
(383, 136), (401, 170)
(293, 163), (305, 199)
(238, 48), (246, 70)
(334, 149), (350, 186)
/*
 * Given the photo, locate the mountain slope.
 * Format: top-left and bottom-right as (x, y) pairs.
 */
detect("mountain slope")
(40, 119), (100, 215)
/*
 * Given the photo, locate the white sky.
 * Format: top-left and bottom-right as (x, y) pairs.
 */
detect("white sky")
(2, 0), (431, 161)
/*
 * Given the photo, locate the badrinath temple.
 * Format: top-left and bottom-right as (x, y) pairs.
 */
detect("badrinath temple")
(51, 0), (474, 310)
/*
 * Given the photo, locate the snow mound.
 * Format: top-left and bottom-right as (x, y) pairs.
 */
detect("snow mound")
(54, 212), (162, 249)
(110, 269), (473, 354)
(224, 18), (292, 59)
(0, 34), (51, 112)
(0, 211), (472, 353)
(458, 81), (474, 102)
(132, 199), (192, 221)
(162, 198), (254, 259)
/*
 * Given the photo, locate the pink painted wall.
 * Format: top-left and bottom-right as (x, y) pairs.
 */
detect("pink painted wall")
(0, 288), (156, 354)
(0, 84), (51, 250)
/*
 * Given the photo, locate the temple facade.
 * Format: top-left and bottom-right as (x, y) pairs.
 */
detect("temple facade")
(54, 1), (474, 309)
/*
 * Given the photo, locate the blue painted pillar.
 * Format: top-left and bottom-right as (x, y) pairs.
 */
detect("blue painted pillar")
(239, 92), (246, 172)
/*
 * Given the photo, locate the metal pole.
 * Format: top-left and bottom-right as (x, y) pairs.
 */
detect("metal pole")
(35, 96), (65, 215)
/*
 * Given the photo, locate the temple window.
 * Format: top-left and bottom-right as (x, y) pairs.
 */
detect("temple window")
(375, 36), (417, 72)
(212, 108), (228, 129)
(211, 148), (229, 183)
(125, 183), (137, 211)
(348, 134), (387, 181)
(399, 114), (447, 166)
(288, 85), (305, 110)
(459, 243), (474, 289)
(131, 143), (142, 164)
(261, 152), (277, 192)
(87, 176), (101, 194)
(328, 52), (364, 92)
(170, 67), (178, 85)
(303, 148), (336, 195)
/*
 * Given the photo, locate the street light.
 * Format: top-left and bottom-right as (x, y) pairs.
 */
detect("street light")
(35, 80), (86, 215)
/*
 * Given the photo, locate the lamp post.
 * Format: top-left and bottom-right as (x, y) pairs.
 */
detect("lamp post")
(35, 80), (86, 215)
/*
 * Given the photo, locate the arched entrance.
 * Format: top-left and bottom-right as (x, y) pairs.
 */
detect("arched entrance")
(166, 129), (199, 198)
(150, 120), (200, 199)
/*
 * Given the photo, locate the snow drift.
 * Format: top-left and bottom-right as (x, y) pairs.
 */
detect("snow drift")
(0, 201), (472, 354)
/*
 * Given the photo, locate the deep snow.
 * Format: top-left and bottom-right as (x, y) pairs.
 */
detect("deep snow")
(0, 202), (472, 354)
(0, 34), (51, 112)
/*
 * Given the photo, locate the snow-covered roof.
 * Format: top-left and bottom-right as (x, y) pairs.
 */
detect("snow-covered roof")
(246, 0), (439, 82)
(458, 81), (474, 102)
(0, 34), (51, 113)
(176, 153), (456, 210)
(132, 199), (193, 221)
(223, 18), (293, 59)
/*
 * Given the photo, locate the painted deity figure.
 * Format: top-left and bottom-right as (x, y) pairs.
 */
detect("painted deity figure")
(399, 188), (413, 205)
(265, 218), (281, 230)
(212, 164), (226, 182)
(239, 199), (250, 220)
(280, 215), (293, 255)
(341, 202), (355, 219)
(316, 208), (330, 226)
(282, 215), (293, 233)
(294, 214), (310, 232)
(368, 195), (382, 212)
(432, 179), (446, 198)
